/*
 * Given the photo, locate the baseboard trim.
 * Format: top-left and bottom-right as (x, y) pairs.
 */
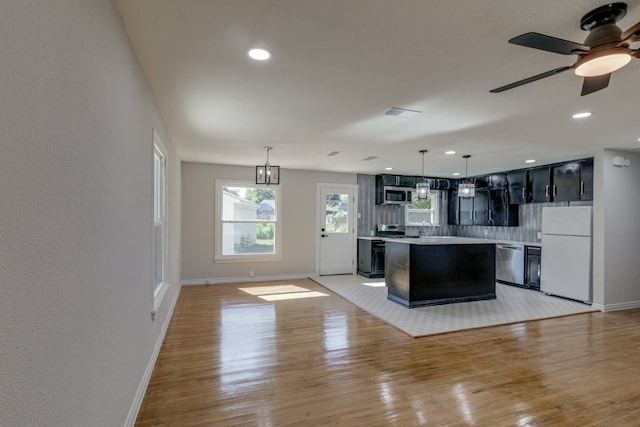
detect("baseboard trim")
(181, 273), (316, 286)
(124, 284), (181, 427)
(592, 300), (640, 312)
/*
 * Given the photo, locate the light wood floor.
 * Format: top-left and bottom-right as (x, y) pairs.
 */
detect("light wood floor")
(136, 279), (640, 426)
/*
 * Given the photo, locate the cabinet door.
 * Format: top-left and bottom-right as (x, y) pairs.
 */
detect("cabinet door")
(580, 159), (594, 201)
(528, 167), (551, 202)
(489, 189), (519, 226)
(507, 170), (527, 204)
(448, 190), (459, 225)
(489, 173), (507, 189)
(552, 162), (581, 202)
(473, 190), (489, 226)
(474, 175), (489, 189)
(397, 175), (414, 187)
(378, 174), (398, 186)
(459, 195), (474, 225)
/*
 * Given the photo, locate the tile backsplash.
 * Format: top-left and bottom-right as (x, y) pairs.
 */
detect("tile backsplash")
(357, 174), (592, 243)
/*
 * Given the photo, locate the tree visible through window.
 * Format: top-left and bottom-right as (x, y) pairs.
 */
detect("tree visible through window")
(219, 184), (279, 257)
(406, 191), (440, 226)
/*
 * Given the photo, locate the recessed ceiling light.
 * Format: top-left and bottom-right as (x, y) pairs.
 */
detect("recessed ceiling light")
(248, 48), (271, 61)
(385, 167), (393, 170)
(572, 112), (592, 119)
(452, 172), (461, 176)
(525, 159), (536, 163)
(445, 150), (456, 155)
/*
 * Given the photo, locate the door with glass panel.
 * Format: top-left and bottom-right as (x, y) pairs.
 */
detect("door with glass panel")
(319, 185), (355, 275)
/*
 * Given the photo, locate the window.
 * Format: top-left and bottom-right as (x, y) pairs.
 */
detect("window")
(153, 133), (167, 298)
(405, 191), (440, 226)
(215, 180), (282, 262)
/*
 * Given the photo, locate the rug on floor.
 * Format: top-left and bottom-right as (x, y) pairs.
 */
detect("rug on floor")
(311, 275), (597, 338)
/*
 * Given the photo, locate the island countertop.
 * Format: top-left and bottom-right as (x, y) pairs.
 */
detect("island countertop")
(358, 236), (542, 247)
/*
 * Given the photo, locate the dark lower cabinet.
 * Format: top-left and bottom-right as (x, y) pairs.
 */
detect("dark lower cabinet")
(357, 239), (385, 278)
(525, 246), (541, 290)
(489, 189), (519, 226)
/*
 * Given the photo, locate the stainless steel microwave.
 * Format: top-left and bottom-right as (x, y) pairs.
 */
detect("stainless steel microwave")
(381, 187), (412, 205)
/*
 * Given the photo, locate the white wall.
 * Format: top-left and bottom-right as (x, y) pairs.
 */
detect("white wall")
(181, 162), (356, 282)
(0, 1), (181, 426)
(592, 149), (640, 310)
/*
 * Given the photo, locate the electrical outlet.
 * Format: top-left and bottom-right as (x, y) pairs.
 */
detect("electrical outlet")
(249, 270), (254, 277)
(537, 231), (542, 239)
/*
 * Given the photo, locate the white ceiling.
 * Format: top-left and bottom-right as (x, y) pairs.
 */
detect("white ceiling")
(115, 0), (640, 177)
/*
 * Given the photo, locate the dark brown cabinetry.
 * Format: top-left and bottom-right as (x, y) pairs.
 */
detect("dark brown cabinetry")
(580, 159), (594, 201)
(448, 190), (459, 225)
(357, 239), (385, 278)
(473, 190), (489, 226)
(489, 173), (508, 189)
(552, 162), (581, 201)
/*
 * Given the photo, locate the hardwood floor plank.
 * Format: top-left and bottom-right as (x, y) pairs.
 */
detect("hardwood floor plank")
(136, 279), (640, 426)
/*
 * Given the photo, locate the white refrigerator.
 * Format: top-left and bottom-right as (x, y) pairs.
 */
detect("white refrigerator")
(541, 206), (592, 302)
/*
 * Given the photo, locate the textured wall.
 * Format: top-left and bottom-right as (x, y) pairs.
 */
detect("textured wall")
(0, 1), (181, 426)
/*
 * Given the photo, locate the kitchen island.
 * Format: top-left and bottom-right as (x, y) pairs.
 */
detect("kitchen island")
(384, 237), (496, 308)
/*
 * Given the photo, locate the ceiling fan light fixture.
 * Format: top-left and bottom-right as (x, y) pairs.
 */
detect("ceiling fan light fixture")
(574, 48), (631, 77)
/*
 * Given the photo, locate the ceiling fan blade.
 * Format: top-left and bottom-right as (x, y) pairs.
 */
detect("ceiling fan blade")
(581, 74), (610, 96)
(621, 21), (640, 44)
(509, 32), (590, 55)
(490, 66), (572, 93)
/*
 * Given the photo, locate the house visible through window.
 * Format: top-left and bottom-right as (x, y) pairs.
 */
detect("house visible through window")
(405, 191), (440, 226)
(215, 181), (282, 261)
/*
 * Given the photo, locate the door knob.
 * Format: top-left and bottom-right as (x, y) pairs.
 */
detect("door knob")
(321, 234), (329, 238)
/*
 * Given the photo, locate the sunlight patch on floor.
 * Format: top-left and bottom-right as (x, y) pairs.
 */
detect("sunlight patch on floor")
(258, 291), (329, 301)
(239, 284), (310, 295)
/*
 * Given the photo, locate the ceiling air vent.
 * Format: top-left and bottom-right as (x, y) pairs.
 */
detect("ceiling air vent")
(362, 156), (379, 162)
(326, 151), (342, 157)
(384, 107), (422, 118)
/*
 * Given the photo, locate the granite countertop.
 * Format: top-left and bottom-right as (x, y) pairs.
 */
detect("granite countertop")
(358, 236), (542, 247)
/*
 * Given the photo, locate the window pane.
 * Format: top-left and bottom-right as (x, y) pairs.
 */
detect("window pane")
(154, 223), (163, 286)
(222, 223), (275, 255)
(325, 192), (349, 233)
(222, 186), (276, 221)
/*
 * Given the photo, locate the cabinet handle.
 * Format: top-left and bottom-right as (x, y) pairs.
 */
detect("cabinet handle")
(581, 181), (584, 194)
(545, 185), (549, 197)
(522, 188), (525, 199)
(470, 210), (473, 220)
(553, 185), (557, 197)
(538, 264), (541, 277)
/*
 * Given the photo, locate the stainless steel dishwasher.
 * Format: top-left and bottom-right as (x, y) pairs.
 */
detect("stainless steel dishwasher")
(496, 244), (525, 286)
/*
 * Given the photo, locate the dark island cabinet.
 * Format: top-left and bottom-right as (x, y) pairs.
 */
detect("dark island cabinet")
(507, 169), (527, 204)
(528, 166), (551, 202)
(489, 189), (519, 226)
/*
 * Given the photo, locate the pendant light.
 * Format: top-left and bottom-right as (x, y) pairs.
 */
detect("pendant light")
(255, 146), (280, 185)
(416, 149), (430, 199)
(458, 154), (475, 198)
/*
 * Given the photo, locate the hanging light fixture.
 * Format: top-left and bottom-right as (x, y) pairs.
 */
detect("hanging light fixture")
(458, 154), (475, 198)
(255, 146), (280, 185)
(416, 149), (430, 199)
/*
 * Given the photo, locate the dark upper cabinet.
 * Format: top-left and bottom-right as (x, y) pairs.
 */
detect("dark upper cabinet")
(397, 175), (414, 187)
(473, 175), (489, 189)
(473, 189), (489, 226)
(507, 169), (528, 205)
(528, 166), (551, 202)
(435, 178), (450, 190)
(580, 159), (594, 201)
(489, 189), (519, 226)
(489, 173), (508, 189)
(377, 174), (414, 188)
(459, 194), (474, 225)
(552, 162), (581, 202)
(448, 190), (459, 225)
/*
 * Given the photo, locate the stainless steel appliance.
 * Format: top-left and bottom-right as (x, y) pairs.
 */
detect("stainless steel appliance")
(496, 244), (525, 286)
(541, 206), (592, 302)
(379, 187), (412, 205)
(525, 246), (541, 290)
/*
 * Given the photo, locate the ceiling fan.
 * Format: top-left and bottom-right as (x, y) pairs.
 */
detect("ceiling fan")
(491, 2), (640, 96)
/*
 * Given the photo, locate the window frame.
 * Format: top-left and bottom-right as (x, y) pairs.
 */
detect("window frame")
(405, 190), (440, 226)
(152, 131), (168, 306)
(214, 179), (283, 263)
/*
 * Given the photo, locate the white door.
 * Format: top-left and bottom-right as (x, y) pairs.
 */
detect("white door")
(318, 185), (356, 275)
